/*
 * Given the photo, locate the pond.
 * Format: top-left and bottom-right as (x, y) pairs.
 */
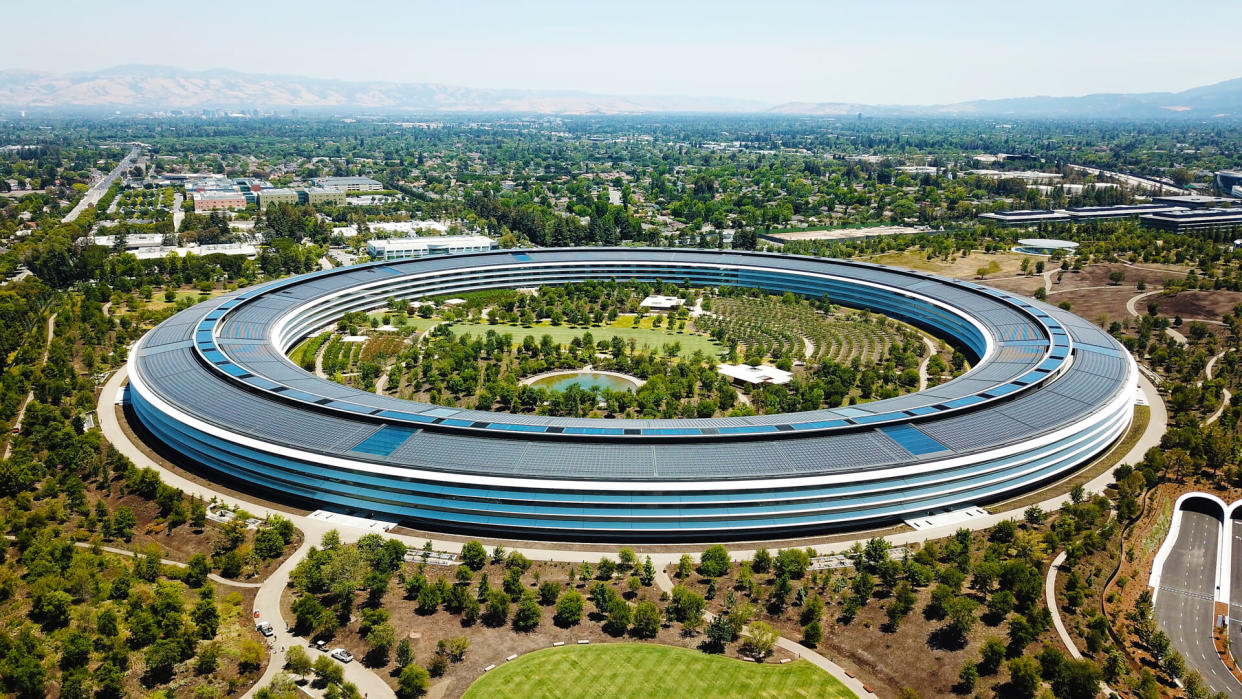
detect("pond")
(527, 371), (642, 393)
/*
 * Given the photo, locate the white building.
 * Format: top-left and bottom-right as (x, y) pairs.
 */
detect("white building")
(366, 235), (496, 260)
(639, 295), (685, 311)
(716, 363), (793, 386)
(85, 233), (167, 249)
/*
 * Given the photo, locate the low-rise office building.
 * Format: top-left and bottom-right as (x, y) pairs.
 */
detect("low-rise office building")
(1140, 208), (1242, 235)
(192, 191), (247, 212)
(366, 235), (496, 260)
(978, 209), (1071, 226)
(84, 233), (167, 250)
(1215, 170), (1242, 197)
(1150, 195), (1236, 209)
(313, 176), (383, 192)
(1064, 204), (1185, 221)
(302, 187), (346, 207)
(258, 188), (300, 210)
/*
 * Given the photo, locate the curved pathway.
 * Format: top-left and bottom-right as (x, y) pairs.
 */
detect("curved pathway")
(1204, 350), (1232, 426)
(1126, 290), (1162, 319)
(4, 312), (56, 460)
(917, 336), (937, 391)
(1045, 551), (1112, 694)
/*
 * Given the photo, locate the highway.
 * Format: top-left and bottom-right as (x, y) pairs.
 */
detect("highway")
(62, 145), (139, 223)
(1154, 502), (1237, 694)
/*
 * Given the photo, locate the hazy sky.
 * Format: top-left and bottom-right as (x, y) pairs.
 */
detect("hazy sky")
(5, 0), (1241, 104)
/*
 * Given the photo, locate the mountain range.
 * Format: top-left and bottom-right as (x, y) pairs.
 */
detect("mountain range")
(1, 65), (1241, 118)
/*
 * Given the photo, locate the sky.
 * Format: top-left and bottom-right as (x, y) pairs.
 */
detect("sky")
(4, 0), (1242, 105)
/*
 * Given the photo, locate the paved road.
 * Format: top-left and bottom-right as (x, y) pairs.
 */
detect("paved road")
(1154, 505), (1237, 694)
(63, 146), (139, 223)
(1225, 511), (1242, 686)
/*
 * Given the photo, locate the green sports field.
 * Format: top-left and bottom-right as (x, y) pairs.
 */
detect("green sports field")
(461, 643), (856, 699)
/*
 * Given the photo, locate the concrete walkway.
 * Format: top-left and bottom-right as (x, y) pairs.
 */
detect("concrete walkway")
(917, 336), (937, 391)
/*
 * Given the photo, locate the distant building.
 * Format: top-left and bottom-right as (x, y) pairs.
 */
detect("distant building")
(896, 166), (938, 176)
(1216, 170), (1242, 197)
(302, 187), (346, 207)
(1140, 209), (1242, 235)
(258, 188), (300, 210)
(84, 233), (166, 250)
(1150, 194), (1236, 209)
(978, 210), (1071, 226)
(716, 363), (793, 387)
(366, 235), (496, 260)
(313, 176), (383, 192)
(1015, 238), (1079, 255)
(639, 295), (685, 311)
(968, 169), (1063, 183)
(131, 244), (257, 260)
(1063, 204), (1185, 222)
(191, 191), (247, 212)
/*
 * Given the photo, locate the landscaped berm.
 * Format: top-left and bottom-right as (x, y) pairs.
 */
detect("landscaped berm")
(461, 643), (855, 698)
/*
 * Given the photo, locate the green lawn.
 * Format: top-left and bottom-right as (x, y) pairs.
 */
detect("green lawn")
(445, 320), (724, 359)
(462, 643), (856, 699)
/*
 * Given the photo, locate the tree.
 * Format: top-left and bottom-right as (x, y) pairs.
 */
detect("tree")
(461, 540), (487, 570)
(1007, 656), (1042, 697)
(395, 639), (414, 669)
(944, 595), (979, 640)
(1109, 270), (1126, 285)
(397, 664), (431, 699)
(632, 600), (661, 638)
(676, 554), (694, 579)
(1053, 658), (1103, 699)
(802, 618), (822, 647)
(484, 589), (510, 627)
(1162, 650), (1186, 681)
(314, 654), (343, 685)
(285, 645), (313, 680)
(979, 637), (1006, 675)
(255, 528), (284, 559)
(700, 545), (731, 577)
(742, 621), (778, 659)
(958, 662), (979, 692)
(605, 598), (631, 636)
(752, 548), (772, 574)
(555, 589), (584, 627)
(185, 553), (210, 588)
(513, 591), (541, 632)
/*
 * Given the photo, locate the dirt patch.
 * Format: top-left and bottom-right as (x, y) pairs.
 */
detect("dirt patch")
(1039, 288), (1136, 329)
(1151, 290), (1242, 324)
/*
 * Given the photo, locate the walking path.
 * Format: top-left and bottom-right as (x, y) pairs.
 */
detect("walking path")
(1204, 350), (1232, 426)
(4, 312), (56, 460)
(1126, 290), (1162, 319)
(917, 336), (937, 391)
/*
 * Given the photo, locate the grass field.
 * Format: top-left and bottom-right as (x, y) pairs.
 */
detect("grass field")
(445, 320), (724, 358)
(461, 644), (855, 699)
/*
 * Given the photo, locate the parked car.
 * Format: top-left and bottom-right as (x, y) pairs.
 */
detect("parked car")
(255, 621), (273, 637)
(329, 648), (354, 663)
